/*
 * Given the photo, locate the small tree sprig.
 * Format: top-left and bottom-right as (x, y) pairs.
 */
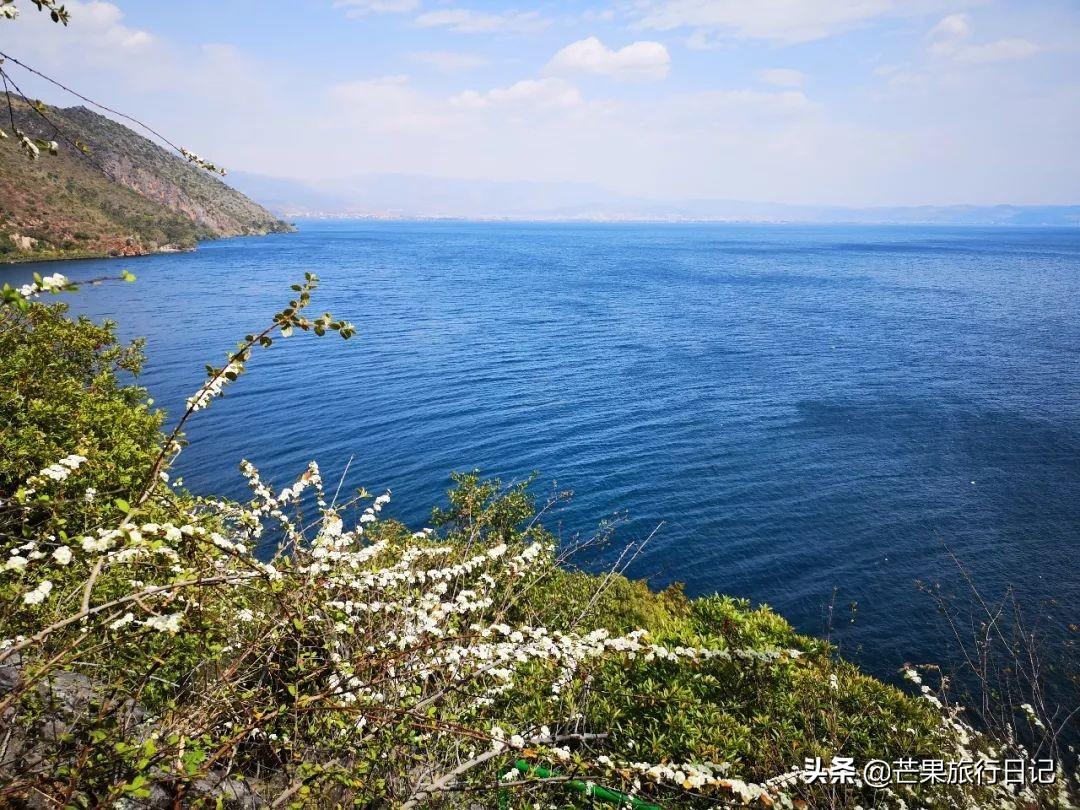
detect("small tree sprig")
(0, 0), (70, 25)
(133, 273), (353, 509)
(1, 270), (136, 311)
(178, 146), (227, 177)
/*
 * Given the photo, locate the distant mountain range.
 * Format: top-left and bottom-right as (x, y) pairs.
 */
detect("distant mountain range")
(3, 94), (1072, 264)
(0, 98), (291, 263)
(228, 171), (1080, 227)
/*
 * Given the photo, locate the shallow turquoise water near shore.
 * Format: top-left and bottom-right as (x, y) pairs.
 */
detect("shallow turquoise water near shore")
(4, 221), (1079, 682)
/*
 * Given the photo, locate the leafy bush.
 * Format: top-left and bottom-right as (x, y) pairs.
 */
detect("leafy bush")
(0, 302), (163, 520)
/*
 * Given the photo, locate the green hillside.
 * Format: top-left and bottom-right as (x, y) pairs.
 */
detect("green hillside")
(0, 97), (291, 262)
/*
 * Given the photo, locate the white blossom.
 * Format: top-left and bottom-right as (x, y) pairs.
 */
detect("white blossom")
(144, 613), (183, 634)
(110, 612), (136, 630)
(23, 580), (54, 605)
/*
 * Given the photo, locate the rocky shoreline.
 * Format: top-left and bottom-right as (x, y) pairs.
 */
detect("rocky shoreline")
(0, 225), (293, 265)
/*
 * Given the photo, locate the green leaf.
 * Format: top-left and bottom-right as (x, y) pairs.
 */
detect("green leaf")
(125, 775), (148, 793)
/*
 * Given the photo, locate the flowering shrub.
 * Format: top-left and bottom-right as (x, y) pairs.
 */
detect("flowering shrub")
(0, 300), (161, 518)
(0, 290), (1075, 808)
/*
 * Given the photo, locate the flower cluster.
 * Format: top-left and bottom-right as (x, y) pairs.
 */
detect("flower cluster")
(22, 579), (52, 605)
(179, 276), (349, 419)
(186, 359), (244, 412)
(38, 452), (86, 480)
(16, 272), (70, 298)
(0, 444), (821, 804)
(16, 452), (87, 501)
(15, 130), (59, 161)
(0, 0), (70, 25)
(178, 146), (227, 176)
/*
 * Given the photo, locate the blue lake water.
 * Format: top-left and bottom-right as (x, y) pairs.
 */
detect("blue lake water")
(4, 221), (1079, 684)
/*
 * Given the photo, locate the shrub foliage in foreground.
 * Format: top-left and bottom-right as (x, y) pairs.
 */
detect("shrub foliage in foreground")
(0, 298), (1072, 808)
(0, 301), (162, 511)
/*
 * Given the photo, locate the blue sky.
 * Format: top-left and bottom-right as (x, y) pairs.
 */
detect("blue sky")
(4, 0), (1079, 205)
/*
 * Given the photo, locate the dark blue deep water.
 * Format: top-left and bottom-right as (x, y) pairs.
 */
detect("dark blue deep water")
(4, 221), (1079, 684)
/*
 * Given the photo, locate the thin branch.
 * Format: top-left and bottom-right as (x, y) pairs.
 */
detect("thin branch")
(403, 733), (608, 809)
(0, 49), (204, 164)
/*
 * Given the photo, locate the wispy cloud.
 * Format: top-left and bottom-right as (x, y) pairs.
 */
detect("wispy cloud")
(409, 50), (489, 73)
(544, 37), (670, 82)
(758, 68), (806, 88)
(632, 0), (981, 45)
(333, 0), (419, 16)
(451, 77), (584, 109)
(927, 12), (971, 47)
(12, 0), (157, 68)
(951, 38), (1041, 64)
(414, 8), (549, 34)
(927, 13), (1041, 64)
(329, 75), (455, 134)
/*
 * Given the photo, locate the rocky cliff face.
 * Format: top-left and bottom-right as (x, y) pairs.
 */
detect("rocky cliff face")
(0, 97), (292, 263)
(59, 106), (292, 238)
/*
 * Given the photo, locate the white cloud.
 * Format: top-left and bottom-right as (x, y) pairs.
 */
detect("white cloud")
(758, 68), (805, 88)
(685, 88), (814, 120)
(952, 38), (1041, 64)
(637, 0), (897, 44)
(544, 37), (670, 81)
(6, 2), (277, 107)
(580, 9), (617, 24)
(10, 0), (157, 68)
(928, 12), (971, 43)
(333, 0), (419, 16)
(451, 77), (584, 110)
(63, 0), (155, 50)
(928, 13), (1041, 64)
(634, 0), (984, 45)
(329, 75), (453, 133)
(414, 8), (549, 34)
(409, 50), (489, 72)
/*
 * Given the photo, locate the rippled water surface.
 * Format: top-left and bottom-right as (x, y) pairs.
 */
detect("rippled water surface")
(5, 221), (1079, 680)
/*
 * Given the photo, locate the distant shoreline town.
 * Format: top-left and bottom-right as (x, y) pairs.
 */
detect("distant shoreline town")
(225, 172), (1080, 228)
(281, 210), (1080, 226)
